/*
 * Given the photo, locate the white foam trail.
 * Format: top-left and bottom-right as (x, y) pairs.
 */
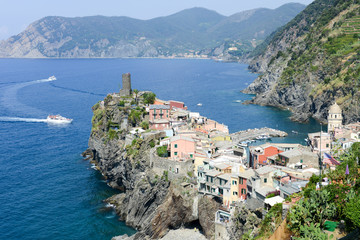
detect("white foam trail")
(0, 77), (56, 117)
(0, 116), (47, 123)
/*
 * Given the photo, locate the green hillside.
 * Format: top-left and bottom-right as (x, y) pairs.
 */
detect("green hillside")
(0, 4), (305, 58)
(246, 0), (360, 124)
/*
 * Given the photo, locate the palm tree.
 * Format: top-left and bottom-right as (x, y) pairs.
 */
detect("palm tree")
(133, 89), (139, 104)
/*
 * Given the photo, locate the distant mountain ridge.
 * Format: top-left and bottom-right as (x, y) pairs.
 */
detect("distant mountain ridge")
(0, 4), (305, 58)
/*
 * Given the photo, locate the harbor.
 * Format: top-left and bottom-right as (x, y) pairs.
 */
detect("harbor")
(230, 127), (288, 144)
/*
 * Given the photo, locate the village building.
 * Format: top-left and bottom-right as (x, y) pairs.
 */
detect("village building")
(237, 169), (256, 200)
(275, 148), (319, 169)
(169, 100), (187, 110)
(308, 132), (331, 154)
(328, 102), (343, 134)
(169, 135), (195, 161)
(149, 104), (171, 130)
(149, 105), (170, 121)
(249, 145), (283, 168)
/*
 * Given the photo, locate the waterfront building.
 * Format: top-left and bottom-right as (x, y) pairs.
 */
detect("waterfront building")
(149, 104), (170, 121)
(169, 100), (187, 110)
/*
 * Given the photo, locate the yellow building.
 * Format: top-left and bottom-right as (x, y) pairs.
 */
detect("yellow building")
(229, 174), (240, 204)
(328, 102), (343, 133)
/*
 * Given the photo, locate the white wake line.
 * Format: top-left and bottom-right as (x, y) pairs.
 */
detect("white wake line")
(0, 117), (48, 123)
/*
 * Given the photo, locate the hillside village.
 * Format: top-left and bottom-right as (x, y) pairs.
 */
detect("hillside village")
(93, 73), (360, 239)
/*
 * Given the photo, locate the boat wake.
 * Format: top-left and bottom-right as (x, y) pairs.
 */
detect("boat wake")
(0, 116), (47, 123)
(0, 77), (57, 117)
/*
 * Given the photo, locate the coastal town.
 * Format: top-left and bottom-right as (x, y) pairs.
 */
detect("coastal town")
(90, 73), (360, 240)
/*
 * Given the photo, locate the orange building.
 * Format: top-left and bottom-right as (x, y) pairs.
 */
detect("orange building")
(251, 146), (283, 168)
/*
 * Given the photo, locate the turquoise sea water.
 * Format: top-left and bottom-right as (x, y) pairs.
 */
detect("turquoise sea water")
(0, 58), (321, 239)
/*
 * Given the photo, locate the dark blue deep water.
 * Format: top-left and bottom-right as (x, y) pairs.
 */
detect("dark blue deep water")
(0, 59), (321, 239)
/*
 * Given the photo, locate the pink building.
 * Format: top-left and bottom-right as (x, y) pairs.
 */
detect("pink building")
(169, 100), (187, 110)
(149, 105), (170, 121)
(150, 119), (170, 130)
(308, 132), (331, 154)
(203, 119), (229, 134)
(170, 135), (195, 160)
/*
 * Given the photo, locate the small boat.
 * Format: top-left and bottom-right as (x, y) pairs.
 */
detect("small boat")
(197, 103), (202, 106)
(292, 130), (299, 134)
(47, 114), (73, 124)
(48, 76), (56, 81)
(234, 100), (242, 103)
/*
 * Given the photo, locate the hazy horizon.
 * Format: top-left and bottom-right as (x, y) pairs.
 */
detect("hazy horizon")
(0, 0), (314, 40)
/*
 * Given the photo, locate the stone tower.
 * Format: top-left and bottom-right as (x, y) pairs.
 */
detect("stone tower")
(120, 73), (132, 96)
(328, 102), (343, 133)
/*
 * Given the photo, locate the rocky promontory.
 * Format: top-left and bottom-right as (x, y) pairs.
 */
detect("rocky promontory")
(84, 91), (220, 239)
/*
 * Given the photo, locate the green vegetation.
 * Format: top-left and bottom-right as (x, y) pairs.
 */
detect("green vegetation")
(125, 138), (144, 158)
(156, 145), (168, 157)
(142, 92), (156, 105)
(255, 203), (283, 239)
(140, 121), (149, 130)
(286, 143), (360, 238)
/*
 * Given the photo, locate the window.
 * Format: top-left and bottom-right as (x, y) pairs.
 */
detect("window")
(326, 144), (329, 148)
(300, 159), (303, 163)
(174, 144), (178, 148)
(190, 154), (193, 158)
(210, 177), (213, 183)
(174, 152), (178, 156)
(264, 178), (267, 183)
(241, 189), (246, 195)
(240, 178), (243, 184)
(232, 180), (237, 185)
(233, 191), (238, 196)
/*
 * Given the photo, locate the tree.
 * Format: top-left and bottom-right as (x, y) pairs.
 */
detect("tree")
(143, 92), (156, 105)
(133, 89), (139, 104)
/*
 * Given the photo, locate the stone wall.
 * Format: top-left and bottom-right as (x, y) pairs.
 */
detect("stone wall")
(150, 149), (193, 180)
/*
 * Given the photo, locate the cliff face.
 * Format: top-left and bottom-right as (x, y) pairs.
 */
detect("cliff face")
(245, 0), (360, 124)
(86, 93), (220, 239)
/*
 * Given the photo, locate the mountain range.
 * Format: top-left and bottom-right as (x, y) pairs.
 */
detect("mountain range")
(0, 4), (305, 58)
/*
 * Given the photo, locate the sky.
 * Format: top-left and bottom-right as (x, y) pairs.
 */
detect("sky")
(0, 0), (314, 40)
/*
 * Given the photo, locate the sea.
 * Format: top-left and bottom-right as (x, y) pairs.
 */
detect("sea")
(0, 58), (321, 240)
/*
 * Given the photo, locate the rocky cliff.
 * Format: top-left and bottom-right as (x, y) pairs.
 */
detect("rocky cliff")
(244, 0), (360, 124)
(0, 5), (305, 59)
(85, 92), (220, 239)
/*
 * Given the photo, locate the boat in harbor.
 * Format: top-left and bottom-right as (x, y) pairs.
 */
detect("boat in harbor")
(48, 76), (56, 81)
(197, 103), (203, 106)
(46, 115), (73, 124)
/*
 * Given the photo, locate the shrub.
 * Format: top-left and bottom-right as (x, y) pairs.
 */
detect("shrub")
(345, 197), (360, 230)
(143, 92), (156, 104)
(157, 145), (168, 157)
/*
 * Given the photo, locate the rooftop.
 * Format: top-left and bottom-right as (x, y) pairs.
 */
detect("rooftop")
(255, 165), (277, 175)
(170, 135), (195, 143)
(205, 170), (222, 177)
(149, 104), (170, 110)
(238, 169), (256, 179)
